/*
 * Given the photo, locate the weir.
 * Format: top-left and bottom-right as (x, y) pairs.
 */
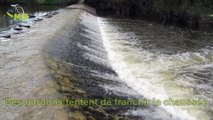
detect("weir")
(44, 2), (204, 119)
(42, 3), (176, 119)
(0, 2), (212, 120)
(66, 4), (97, 15)
(43, 5), (145, 119)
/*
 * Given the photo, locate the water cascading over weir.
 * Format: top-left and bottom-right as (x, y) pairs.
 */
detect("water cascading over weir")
(43, 2), (213, 120)
(1, 0), (212, 118)
(43, 3), (148, 120)
(42, 1), (179, 119)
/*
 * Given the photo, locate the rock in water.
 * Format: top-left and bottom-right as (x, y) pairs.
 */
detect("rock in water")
(34, 18), (43, 22)
(14, 27), (23, 31)
(29, 15), (36, 18)
(44, 15), (53, 18)
(1, 35), (11, 38)
(52, 11), (59, 15)
(18, 24), (31, 28)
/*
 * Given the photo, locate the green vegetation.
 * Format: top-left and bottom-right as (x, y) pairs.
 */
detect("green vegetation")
(153, 0), (213, 15)
(85, 0), (213, 28)
(85, 0), (213, 15)
(1, 0), (212, 28)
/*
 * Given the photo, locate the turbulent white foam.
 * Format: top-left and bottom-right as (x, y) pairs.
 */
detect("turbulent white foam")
(98, 17), (213, 120)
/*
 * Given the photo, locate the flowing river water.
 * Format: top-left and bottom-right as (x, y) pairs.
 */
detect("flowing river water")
(98, 18), (213, 120)
(45, 10), (213, 119)
(0, 5), (213, 120)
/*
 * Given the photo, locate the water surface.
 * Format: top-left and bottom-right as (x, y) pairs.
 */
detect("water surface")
(98, 18), (213, 120)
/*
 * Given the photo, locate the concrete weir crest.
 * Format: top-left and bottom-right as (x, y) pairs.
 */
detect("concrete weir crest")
(66, 3), (97, 16)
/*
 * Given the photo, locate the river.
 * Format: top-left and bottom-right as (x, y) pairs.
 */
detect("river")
(0, 5), (212, 120)
(44, 10), (213, 119)
(98, 18), (213, 120)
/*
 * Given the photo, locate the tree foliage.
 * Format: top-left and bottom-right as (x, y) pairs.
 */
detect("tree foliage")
(152, 0), (213, 15)
(85, 0), (213, 15)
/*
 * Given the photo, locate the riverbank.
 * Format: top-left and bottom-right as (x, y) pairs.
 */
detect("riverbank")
(1, 3), (212, 120)
(0, 7), (82, 120)
(84, 0), (213, 29)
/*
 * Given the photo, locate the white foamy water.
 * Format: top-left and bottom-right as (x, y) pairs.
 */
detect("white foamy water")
(98, 18), (213, 120)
